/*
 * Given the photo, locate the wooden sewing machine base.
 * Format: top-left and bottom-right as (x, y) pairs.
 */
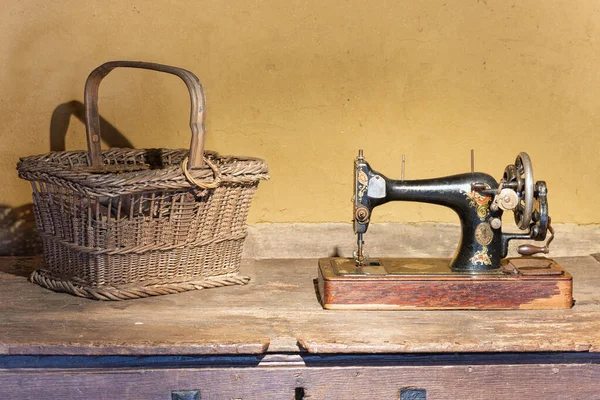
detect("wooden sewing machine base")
(318, 257), (573, 310)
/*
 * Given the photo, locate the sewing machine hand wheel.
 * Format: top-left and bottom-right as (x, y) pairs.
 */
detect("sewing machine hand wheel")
(504, 152), (534, 230)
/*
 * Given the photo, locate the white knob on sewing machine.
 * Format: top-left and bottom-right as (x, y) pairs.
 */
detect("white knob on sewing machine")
(497, 188), (519, 211)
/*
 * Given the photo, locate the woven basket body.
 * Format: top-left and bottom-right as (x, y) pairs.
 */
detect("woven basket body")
(18, 149), (268, 300)
(17, 62), (268, 300)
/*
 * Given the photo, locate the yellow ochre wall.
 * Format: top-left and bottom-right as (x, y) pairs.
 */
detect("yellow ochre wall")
(1, 1), (598, 225)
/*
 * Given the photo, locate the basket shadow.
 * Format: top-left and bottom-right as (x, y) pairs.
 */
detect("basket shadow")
(50, 100), (133, 151)
(0, 204), (41, 257)
(0, 204), (42, 277)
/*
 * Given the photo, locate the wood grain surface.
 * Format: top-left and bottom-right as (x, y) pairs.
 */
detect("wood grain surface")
(1, 363), (599, 399)
(1, 256), (599, 355)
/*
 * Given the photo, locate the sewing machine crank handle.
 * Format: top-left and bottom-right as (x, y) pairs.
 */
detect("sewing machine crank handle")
(500, 221), (553, 256)
(518, 244), (549, 255)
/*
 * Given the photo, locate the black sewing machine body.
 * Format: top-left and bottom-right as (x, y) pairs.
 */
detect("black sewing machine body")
(354, 158), (548, 272)
(317, 151), (571, 310)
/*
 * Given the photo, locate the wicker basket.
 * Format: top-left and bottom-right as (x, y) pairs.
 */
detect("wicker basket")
(17, 61), (269, 300)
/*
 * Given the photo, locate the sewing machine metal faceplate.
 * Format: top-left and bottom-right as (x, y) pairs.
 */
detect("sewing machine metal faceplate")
(317, 150), (573, 310)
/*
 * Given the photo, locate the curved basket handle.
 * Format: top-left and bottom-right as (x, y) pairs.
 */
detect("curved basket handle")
(84, 61), (206, 169)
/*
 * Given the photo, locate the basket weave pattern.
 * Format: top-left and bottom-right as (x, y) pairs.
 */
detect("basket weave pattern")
(18, 148), (268, 300)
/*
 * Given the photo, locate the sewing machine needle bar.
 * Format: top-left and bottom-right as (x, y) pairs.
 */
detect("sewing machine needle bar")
(356, 233), (364, 262)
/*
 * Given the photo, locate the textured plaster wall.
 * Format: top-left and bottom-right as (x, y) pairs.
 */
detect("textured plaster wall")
(1, 1), (598, 224)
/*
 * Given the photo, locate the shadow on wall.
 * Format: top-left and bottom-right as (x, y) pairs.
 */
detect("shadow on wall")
(50, 100), (133, 151)
(0, 204), (41, 256)
(1, 101), (133, 256)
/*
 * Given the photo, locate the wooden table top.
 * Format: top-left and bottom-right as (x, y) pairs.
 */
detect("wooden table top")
(1, 256), (599, 355)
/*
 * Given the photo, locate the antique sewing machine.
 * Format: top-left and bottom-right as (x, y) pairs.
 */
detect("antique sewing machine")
(318, 150), (573, 310)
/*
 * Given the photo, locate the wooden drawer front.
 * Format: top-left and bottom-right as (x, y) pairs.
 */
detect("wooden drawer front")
(1, 364), (600, 399)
